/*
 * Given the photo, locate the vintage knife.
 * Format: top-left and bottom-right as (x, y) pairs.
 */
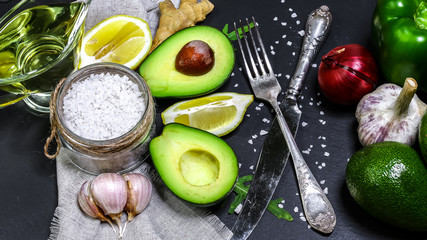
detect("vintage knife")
(231, 5), (333, 240)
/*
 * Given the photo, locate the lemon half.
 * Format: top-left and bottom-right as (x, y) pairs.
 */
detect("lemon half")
(161, 92), (254, 136)
(79, 15), (152, 69)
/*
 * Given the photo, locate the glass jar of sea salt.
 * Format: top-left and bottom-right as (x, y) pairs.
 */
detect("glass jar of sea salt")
(55, 62), (155, 174)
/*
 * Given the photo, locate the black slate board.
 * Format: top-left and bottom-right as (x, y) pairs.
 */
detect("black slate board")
(1, 0), (427, 239)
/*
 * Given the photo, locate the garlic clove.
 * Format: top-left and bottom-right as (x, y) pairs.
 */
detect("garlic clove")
(90, 173), (128, 235)
(90, 173), (128, 216)
(78, 180), (117, 234)
(122, 173), (152, 221)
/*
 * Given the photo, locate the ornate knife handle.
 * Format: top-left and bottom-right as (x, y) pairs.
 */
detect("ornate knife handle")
(286, 5), (332, 101)
(287, 5), (336, 234)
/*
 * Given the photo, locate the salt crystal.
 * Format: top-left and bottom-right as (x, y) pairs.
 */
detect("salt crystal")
(322, 162), (326, 167)
(278, 204), (284, 208)
(296, 20), (300, 25)
(254, 148), (257, 152)
(252, 134), (258, 139)
(231, 72), (235, 76)
(271, 51), (276, 55)
(292, 52), (296, 56)
(234, 83), (239, 87)
(260, 130), (268, 135)
(281, 0), (285, 3)
(262, 118), (270, 123)
(321, 144), (326, 148)
(259, 102), (264, 107)
(289, 8), (293, 11)
(298, 30), (305, 36)
(248, 139), (253, 145)
(323, 187), (329, 194)
(300, 216), (307, 222)
(255, 106), (261, 111)
(235, 203), (243, 214)
(273, 17), (278, 21)
(238, 163), (242, 168)
(320, 111), (324, 115)
(291, 13), (297, 18)
(275, 41), (279, 44)
(270, 45), (274, 50)
(281, 22), (287, 26)
(62, 73), (145, 140)
(287, 41), (292, 46)
(282, 34), (287, 38)
(320, 180), (326, 184)
(286, 74), (290, 79)
(324, 152), (330, 157)
(312, 63), (318, 68)
(249, 165), (254, 170)
(301, 122), (308, 127)
(294, 207), (299, 212)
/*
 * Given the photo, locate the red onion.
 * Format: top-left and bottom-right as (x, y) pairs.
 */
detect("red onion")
(318, 44), (378, 105)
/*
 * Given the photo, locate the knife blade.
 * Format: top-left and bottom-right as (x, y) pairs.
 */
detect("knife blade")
(231, 6), (332, 240)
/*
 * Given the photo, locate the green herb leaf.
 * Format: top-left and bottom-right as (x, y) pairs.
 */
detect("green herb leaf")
(222, 23), (255, 41)
(229, 175), (293, 221)
(267, 198), (293, 221)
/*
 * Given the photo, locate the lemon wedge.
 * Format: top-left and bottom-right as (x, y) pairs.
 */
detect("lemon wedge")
(161, 92), (254, 136)
(79, 15), (152, 70)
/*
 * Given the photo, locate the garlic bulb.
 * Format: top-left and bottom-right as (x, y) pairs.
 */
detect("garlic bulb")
(356, 78), (427, 146)
(78, 181), (117, 233)
(90, 173), (128, 234)
(122, 173), (152, 221)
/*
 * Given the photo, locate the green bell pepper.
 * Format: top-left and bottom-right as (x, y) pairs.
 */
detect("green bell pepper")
(372, 0), (427, 91)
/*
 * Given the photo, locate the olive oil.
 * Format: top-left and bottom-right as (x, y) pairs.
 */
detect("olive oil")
(0, 2), (85, 94)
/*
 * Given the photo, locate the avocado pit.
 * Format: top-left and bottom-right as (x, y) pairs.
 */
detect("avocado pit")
(179, 149), (219, 187)
(175, 40), (215, 76)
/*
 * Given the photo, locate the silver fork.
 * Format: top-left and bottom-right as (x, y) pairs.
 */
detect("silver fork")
(234, 17), (335, 231)
(234, 17), (295, 160)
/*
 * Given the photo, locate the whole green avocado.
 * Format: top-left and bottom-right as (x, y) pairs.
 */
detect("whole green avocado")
(346, 141), (427, 232)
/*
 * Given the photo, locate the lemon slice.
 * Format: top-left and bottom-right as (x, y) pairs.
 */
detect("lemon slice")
(161, 92), (254, 136)
(79, 15), (152, 70)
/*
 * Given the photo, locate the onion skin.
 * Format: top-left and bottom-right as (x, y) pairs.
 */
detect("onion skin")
(318, 44), (378, 105)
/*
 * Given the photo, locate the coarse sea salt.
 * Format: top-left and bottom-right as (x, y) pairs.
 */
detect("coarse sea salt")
(62, 72), (145, 141)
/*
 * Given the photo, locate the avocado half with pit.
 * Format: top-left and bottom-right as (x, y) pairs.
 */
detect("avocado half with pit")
(149, 123), (238, 206)
(139, 26), (235, 98)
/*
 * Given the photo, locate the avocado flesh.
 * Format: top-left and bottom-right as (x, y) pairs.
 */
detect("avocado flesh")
(346, 141), (427, 231)
(139, 26), (234, 98)
(149, 123), (238, 205)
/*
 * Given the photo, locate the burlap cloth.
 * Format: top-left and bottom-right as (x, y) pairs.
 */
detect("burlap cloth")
(48, 0), (233, 239)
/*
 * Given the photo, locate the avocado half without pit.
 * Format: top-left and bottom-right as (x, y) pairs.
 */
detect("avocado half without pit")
(149, 123), (239, 206)
(139, 26), (235, 98)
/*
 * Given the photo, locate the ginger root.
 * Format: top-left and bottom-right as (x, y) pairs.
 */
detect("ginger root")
(150, 0), (214, 52)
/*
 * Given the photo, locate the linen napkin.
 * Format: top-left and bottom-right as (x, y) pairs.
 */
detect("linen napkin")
(49, 0), (233, 239)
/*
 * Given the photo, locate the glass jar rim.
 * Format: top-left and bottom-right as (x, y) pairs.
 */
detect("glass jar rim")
(56, 62), (153, 146)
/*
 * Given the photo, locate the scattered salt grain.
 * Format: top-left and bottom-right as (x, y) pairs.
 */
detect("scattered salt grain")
(275, 41), (279, 44)
(281, 22), (287, 26)
(298, 30), (305, 36)
(292, 52), (296, 56)
(289, 8), (293, 11)
(324, 152), (330, 157)
(323, 187), (329, 194)
(254, 148), (257, 152)
(312, 63), (318, 68)
(255, 106), (261, 111)
(231, 72), (235, 76)
(285, 74), (290, 79)
(301, 122), (308, 127)
(287, 41), (292, 46)
(281, 0), (285, 3)
(252, 134), (258, 139)
(278, 204), (284, 208)
(62, 72), (145, 140)
(273, 16), (278, 21)
(291, 13), (297, 18)
(260, 130), (268, 135)
(248, 139), (253, 145)
(234, 83), (239, 87)
(249, 165), (254, 170)
(282, 34), (287, 38)
(271, 51), (276, 55)
(235, 203), (243, 214)
(321, 144), (326, 148)
(294, 206), (299, 212)
(259, 102), (264, 107)
(320, 111), (324, 115)
(320, 180), (326, 184)
(296, 20), (300, 25)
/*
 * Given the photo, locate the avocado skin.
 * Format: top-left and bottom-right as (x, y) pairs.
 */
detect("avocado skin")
(139, 26), (235, 98)
(149, 123), (238, 206)
(346, 141), (427, 232)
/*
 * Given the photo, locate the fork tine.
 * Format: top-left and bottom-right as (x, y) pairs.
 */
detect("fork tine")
(234, 22), (254, 80)
(239, 19), (261, 79)
(246, 18), (267, 76)
(252, 16), (274, 75)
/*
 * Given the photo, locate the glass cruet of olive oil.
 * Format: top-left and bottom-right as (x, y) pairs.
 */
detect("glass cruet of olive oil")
(0, 0), (92, 113)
